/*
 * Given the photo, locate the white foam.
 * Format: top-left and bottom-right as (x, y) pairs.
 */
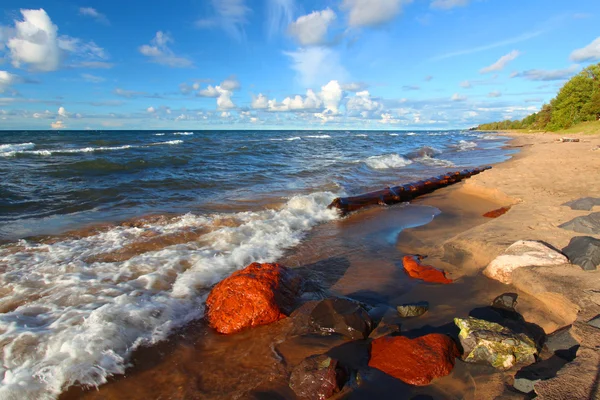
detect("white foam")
(1, 141), (182, 157)
(414, 155), (455, 167)
(0, 192), (339, 399)
(355, 134), (368, 138)
(150, 140), (183, 146)
(454, 140), (477, 151)
(388, 133), (399, 137)
(286, 137), (301, 141)
(406, 132), (416, 136)
(173, 132), (194, 136)
(305, 135), (331, 139)
(0, 142), (35, 157)
(365, 154), (412, 169)
(154, 133), (165, 136)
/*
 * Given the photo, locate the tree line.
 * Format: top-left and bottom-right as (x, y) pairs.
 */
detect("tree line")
(478, 62), (600, 131)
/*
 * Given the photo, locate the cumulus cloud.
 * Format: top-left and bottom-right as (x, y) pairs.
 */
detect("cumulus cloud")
(451, 93), (467, 101)
(252, 80), (343, 115)
(79, 7), (109, 24)
(341, 82), (368, 92)
(58, 106), (68, 117)
(0, 71), (19, 93)
(346, 90), (384, 118)
(512, 65), (580, 81)
(480, 50), (520, 74)
(284, 47), (348, 87)
(147, 106), (155, 113)
(380, 112), (402, 124)
(220, 76), (241, 91)
(288, 9), (336, 46)
(251, 94), (269, 109)
(197, 77), (241, 110)
(139, 31), (193, 68)
(196, 0), (250, 41)
(341, 0), (412, 28)
(51, 120), (65, 129)
(570, 37), (600, 62)
(430, 0), (470, 10)
(460, 80), (472, 88)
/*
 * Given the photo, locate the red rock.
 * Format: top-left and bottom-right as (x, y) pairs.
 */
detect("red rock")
(205, 262), (302, 334)
(402, 255), (453, 284)
(369, 334), (460, 386)
(483, 207), (511, 218)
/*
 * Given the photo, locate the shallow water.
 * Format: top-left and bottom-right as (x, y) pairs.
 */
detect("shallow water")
(0, 130), (513, 399)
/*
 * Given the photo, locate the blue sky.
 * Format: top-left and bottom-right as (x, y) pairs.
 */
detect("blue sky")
(0, 0), (599, 130)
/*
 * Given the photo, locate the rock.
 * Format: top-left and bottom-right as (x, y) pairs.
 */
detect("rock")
(289, 354), (347, 400)
(562, 236), (600, 271)
(513, 356), (569, 394)
(368, 308), (401, 339)
(587, 315), (600, 329)
(562, 197), (600, 211)
(483, 207), (511, 218)
(491, 293), (519, 312)
(396, 301), (429, 318)
(309, 297), (373, 340)
(368, 334), (460, 386)
(402, 255), (453, 284)
(534, 348), (600, 399)
(545, 325), (580, 361)
(454, 317), (538, 370)
(205, 262), (302, 334)
(557, 137), (580, 143)
(558, 212), (600, 235)
(483, 241), (569, 284)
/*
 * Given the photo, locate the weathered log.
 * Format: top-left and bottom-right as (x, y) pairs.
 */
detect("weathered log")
(328, 166), (491, 214)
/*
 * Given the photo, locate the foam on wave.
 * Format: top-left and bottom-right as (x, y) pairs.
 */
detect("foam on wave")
(173, 132), (194, 136)
(453, 140), (477, 151)
(305, 135), (331, 139)
(0, 142), (36, 157)
(1, 141), (183, 157)
(365, 154), (412, 169)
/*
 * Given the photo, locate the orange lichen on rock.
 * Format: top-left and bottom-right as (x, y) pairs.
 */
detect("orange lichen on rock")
(369, 334), (460, 386)
(483, 207), (511, 218)
(402, 255), (453, 284)
(205, 262), (302, 334)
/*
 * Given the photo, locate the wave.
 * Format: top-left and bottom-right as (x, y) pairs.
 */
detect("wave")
(150, 140), (183, 146)
(406, 146), (441, 160)
(286, 137), (301, 141)
(0, 191), (339, 399)
(406, 132), (416, 136)
(414, 155), (455, 167)
(305, 135), (331, 139)
(355, 134), (368, 138)
(388, 133), (399, 137)
(0, 142), (36, 157)
(154, 133), (165, 136)
(2, 141), (183, 157)
(173, 132), (194, 136)
(365, 154), (412, 169)
(453, 140), (477, 151)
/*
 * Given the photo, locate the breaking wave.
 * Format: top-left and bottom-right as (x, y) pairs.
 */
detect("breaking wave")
(1, 141), (183, 157)
(365, 154), (413, 169)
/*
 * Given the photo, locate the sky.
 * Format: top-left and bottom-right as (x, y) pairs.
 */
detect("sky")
(0, 0), (600, 130)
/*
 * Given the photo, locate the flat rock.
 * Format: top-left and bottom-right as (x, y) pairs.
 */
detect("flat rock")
(513, 356), (570, 394)
(402, 255), (453, 284)
(562, 197), (600, 211)
(368, 334), (460, 386)
(289, 354), (347, 400)
(483, 241), (569, 284)
(562, 236), (600, 271)
(544, 325), (580, 361)
(396, 301), (429, 318)
(588, 315), (600, 329)
(368, 308), (401, 339)
(455, 317), (538, 370)
(309, 297), (373, 340)
(558, 212), (600, 235)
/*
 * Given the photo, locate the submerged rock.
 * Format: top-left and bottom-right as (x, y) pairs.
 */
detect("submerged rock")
(205, 262), (302, 334)
(483, 206), (511, 218)
(454, 317), (538, 370)
(289, 354), (347, 400)
(368, 334), (460, 386)
(309, 297), (373, 340)
(491, 293), (519, 312)
(368, 307), (402, 339)
(513, 356), (570, 394)
(562, 236), (600, 271)
(558, 212), (600, 235)
(562, 197), (600, 211)
(545, 325), (580, 361)
(397, 301), (429, 318)
(402, 255), (453, 284)
(483, 240), (569, 284)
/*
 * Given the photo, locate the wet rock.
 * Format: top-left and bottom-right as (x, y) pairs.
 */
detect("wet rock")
(513, 356), (570, 394)
(402, 255), (453, 284)
(483, 207), (511, 218)
(454, 317), (538, 370)
(368, 308), (401, 339)
(397, 301), (429, 318)
(558, 211), (600, 235)
(205, 262), (302, 334)
(491, 293), (518, 312)
(289, 354), (347, 400)
(545, 325), (580, 361)
(562, 197), (600, 211)
(483, 241), (568, 284)
(309, 297), (373, 340)
(562, 236), (600, 271)
(368, 334), (460, 386)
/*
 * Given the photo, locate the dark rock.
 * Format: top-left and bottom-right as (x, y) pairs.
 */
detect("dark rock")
(289, 354), (347, 400)
(545, 325), (580, 361)
(309, 298), (373, 340)
(491, 293), (519, 312)
(368, 334), (460, 386)
(587, 315), (600, 329)
(562, 236), (600, 271)
(558, 212), (600, 235)
(562, 197), (600, 211)
(396, 301), (429, 318)
(368, 308), (402, 339)
(513, 356), (570, 394)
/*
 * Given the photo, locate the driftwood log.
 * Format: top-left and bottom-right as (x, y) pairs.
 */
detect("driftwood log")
(328, 166), (492, 214)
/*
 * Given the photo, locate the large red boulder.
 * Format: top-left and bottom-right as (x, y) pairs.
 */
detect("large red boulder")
(205, 262), (302, 334)
(369, 334), (460, 386)
(402, 255), (453, 284)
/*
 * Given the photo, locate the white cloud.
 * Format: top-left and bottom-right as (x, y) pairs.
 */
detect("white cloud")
(251, 80), (342, 115)
(81, 73), (105, 83)
(217, 90), (235, 110)
(74, 61), (114, 69)
(114, 88), (146, 98)
(220, 77), (241, 91)
(58, 106), (67, 117)
(51, 120), (65, 129)
(341, 0), (412, 28)
(251, 94), (269, 109)
(380, 112), (402, 124)
(430, 0), (470, 10)
(139, 31), (193, 68)
(460, 80), (472, 88)
(284, 47), (348, 87)
(288, 9), (336, 46)
(433, 31), (541, 61)
(196, 77), (240, 110)
(267, 0), (296, 38)
(480, 50), (520, 74)
(346, 90), (384, 118)
(570, 37), (600, 62)
(320, 80), (343, 114)
(0, 71), (19, 93)
(341, 82), (368, 92)
(196, 0), (250, 41)
(488, 91), (502, 98)
(451, 93), (467, 101)
(513, 65), (580, 81)
(147, 106), (155, 113)
(79, 7), (109, 25)
(198, 85), (220, 97)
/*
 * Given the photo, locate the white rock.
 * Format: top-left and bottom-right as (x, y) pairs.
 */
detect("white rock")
(484, 240), (569, 284)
